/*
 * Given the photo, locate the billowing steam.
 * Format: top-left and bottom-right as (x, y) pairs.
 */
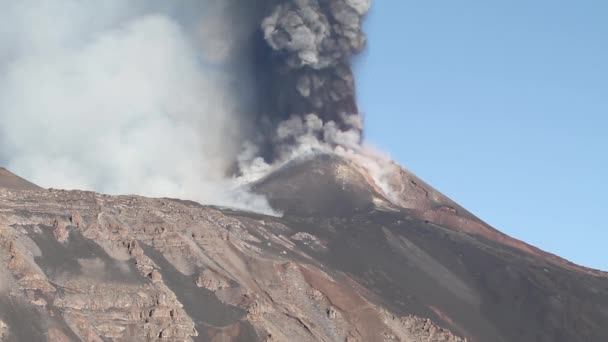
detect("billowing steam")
(0, 0), (371, 214)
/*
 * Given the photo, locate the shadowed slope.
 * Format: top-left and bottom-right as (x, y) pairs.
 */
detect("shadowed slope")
(252, 154), (387, 217)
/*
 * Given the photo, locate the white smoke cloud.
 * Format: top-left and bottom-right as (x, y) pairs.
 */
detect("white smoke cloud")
(0, 0), (276, 214)
(0, 0), (392, 216)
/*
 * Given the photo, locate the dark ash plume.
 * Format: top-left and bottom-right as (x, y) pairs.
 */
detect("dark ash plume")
(247, 0), (371, 159)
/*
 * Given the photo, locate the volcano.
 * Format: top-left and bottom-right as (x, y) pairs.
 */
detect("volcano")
(1, 1), (605, 341)
(0, 155), (607, 342)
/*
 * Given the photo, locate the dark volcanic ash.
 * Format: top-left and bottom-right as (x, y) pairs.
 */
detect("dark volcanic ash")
(228, 0), (371, 162)
(255, 0), (370, 151)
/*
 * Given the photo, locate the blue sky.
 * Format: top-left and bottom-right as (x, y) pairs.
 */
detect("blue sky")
(356, 1), (608, 271)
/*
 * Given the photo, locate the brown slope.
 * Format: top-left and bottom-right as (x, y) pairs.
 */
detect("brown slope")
(0, 168), (41, 191)
(382, 161), (607, 278)
(254, 154), (606, 278)
(252, 154), (608, 341)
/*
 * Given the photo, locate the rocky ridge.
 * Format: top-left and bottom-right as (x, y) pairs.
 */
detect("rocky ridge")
(0, 165), (464, 341)
(1, 155), (607, 342)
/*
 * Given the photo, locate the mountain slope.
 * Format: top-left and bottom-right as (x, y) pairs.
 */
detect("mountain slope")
(0, 168), (41, 191)
(253, 154), (608, 341)
(0, 157), (607, 342)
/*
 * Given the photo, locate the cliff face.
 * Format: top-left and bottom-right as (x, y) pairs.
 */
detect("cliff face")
(0, 157), (607, 342)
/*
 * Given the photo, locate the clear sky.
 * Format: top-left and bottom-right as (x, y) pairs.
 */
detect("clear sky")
(356, 1), (608, 271)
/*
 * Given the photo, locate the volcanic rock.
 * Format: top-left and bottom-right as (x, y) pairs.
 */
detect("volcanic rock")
(0, 156), (607, 341)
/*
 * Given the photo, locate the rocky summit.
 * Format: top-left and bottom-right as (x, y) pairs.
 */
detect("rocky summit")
(0, 155), (607, 342)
